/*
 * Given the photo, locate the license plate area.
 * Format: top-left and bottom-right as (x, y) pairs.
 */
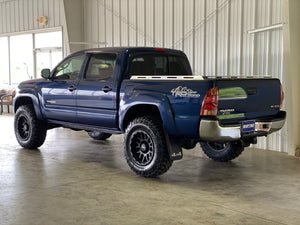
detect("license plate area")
(241, 120), (255, 134)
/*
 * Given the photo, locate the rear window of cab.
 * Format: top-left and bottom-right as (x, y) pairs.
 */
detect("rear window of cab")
(128, 53), (192, 76)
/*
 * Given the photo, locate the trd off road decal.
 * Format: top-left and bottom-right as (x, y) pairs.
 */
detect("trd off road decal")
(171, 86), (200, 98)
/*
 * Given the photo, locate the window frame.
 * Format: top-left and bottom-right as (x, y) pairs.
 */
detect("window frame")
(84, 53), (117, 81)
(0, 28), (63, 86)
(51, 53), (86, 81)
(127, 52), (192, 77)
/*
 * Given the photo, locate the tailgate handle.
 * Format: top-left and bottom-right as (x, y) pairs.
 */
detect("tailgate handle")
(247, 88), (257, 95)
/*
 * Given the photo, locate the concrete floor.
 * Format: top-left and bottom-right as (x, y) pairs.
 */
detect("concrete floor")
(0, 114), (300, 225)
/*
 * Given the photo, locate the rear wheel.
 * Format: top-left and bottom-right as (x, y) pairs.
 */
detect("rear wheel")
(124, 116), (173, 177)
(14, 105), (47, 149)
(200, 141), (244, 162)
(87, 131), (112, 140)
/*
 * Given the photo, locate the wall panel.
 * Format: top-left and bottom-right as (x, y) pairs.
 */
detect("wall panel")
(0, 0), (64, 36)
(242, 0), (255, 76)
(174, 0), (183, 50)
(205, 0), (216, 76)
(193, 0), (205, 75)
(183, 0), (195, 68)
(229, 0), (242, 76)
(145, 0), (154, 47)
(217, 0), (229, 76)
(128, 0), (137, 46)
(154, 0), (163, 47)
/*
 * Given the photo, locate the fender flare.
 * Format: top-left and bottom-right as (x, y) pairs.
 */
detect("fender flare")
(119, 92), (178, 136)
(14, 93), (44, 121)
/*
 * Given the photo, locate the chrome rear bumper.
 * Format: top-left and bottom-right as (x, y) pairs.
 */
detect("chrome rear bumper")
(199, 112), (286, 142)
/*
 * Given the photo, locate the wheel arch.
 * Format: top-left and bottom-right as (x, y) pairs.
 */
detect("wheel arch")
(120, 100), (178, 136)
(14, 95), (44, 121)
(122, 104), (161, 130)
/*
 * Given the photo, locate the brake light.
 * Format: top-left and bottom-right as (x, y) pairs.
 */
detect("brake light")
(155, 48), (166, 52)
(201, 87), (219, 116)
(280, 85), (284, 109)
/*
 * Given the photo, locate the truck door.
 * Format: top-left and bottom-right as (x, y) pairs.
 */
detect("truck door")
(76, 53), (118, 128)
(41, 54), (86, 122)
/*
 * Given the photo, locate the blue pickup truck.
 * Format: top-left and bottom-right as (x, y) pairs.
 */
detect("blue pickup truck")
(14, 47), (286, 177)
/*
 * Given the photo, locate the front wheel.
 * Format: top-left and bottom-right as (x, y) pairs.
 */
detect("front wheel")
(200, 141), (244, 162)
(124, 116), (173, 178)
(14, 105), (47, 149)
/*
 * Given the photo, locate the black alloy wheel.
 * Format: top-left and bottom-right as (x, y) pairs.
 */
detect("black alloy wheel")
(16, 114), (31, 141)
(200, 141), (244, 162)
(129, 130), (154, 166)
(14, 105), (47, 149)
(124, 116), (173, 177)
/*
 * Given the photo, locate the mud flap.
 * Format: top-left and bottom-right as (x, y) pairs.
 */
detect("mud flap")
(163, 126), (183, 160)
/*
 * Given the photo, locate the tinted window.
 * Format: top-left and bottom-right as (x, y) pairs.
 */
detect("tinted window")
(85, 54), (117, 81)
(169, 55), (192, 75)
(53, 54), (85, 80)
(129, 53), (191, 76)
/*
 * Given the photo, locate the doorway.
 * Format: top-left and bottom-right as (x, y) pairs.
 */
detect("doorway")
(34, 31), (63, 78)
(35, 47), (62, 78)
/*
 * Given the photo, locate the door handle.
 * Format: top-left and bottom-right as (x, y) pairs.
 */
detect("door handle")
(102, 86), (112, 93)
(68, 86), (77, 92)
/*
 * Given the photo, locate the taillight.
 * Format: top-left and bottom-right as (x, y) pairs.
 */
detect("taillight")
(201, 87), (219, 116)
(280, 85), (284, 109)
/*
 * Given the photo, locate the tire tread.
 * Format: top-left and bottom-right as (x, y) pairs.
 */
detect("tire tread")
(124, 116), (172, 177)
(200, 141), (244, 162)
(14, 105), (47, 149)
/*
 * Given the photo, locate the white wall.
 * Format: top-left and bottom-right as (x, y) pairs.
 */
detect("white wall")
(0, 0), (64, 34)
(282, 0), (300, 156)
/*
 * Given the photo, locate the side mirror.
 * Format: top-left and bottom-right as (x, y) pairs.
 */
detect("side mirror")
(41, 69), (51, 79)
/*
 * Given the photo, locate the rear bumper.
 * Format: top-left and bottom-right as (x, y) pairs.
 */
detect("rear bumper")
(199, 111), (286, 142)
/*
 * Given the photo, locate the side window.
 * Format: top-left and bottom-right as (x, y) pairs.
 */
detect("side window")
(53, 54), (85, 80)
(85, 54), (117, 81)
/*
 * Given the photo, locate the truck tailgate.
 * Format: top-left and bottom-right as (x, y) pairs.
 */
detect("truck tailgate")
(215, 78), (282, 120)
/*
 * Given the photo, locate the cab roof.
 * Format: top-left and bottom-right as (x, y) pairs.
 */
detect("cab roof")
(68, 47), (187, 57)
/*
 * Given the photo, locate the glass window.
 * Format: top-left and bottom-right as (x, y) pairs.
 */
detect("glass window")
(85, 54), (117, 81)
(53, 54), (85, 80)
(128, 53), (192, 76)
(169, 55), (192, 75)
(0, 37), (9, 85)
(35, 31), (63, 78)
(10, 34), (34, 84)
(1, 30), (63, 85)
(35, 31), (62, 48)
(129, 54), (167, 76)
(36, 49), (63, 78)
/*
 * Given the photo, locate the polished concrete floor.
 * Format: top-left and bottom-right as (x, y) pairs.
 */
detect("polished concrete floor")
(1, 114), (300, 225)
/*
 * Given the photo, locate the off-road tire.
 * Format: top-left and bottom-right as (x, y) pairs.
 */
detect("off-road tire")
(87, 131), (112, 140)
(182, 139), (197, 150)
(200, 141), (244, 162)
(14, 105), (47, 149)
(124, 116), (173, 178)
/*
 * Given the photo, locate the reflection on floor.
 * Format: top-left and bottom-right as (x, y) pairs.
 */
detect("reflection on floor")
(0, 114), (300, 225)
